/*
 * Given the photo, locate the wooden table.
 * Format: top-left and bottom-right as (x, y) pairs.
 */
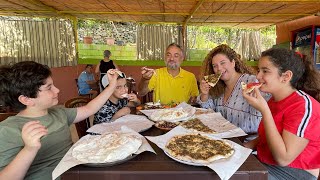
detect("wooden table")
(61, 126), (268, 180)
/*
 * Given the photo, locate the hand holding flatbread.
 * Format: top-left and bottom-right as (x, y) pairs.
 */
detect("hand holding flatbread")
(242, 85), (268, 112)
(141, 67), (156, 80)
(127, 93), (138, 102)
(200, 80), (211, 95)
(241, 82), (262, 93)
(203, 72), (222, 87)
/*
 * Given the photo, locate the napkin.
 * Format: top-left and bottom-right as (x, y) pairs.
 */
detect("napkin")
(87, 114), (154, 134)
(145, 126), (252, 180)
(189, 112), (247, 138)
(140, 102), (196, 122)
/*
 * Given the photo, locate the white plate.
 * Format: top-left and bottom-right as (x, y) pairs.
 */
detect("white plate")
(84, 154), (138, 167)
(145, 102), (161, 106)
(164, 150), (203, 166)
(149, 108), (195, 122)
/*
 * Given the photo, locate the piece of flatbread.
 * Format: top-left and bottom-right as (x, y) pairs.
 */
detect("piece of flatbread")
(241, 82), (262, 93)
(165, 134), (234, 164)
(181, 118), (216, 134)
(72, 132), (142, 163)
(121, 93), (128, 98)
(204, 72), (222, 87)
(149, 108), (189, 122)
(142, 66), (156, 75)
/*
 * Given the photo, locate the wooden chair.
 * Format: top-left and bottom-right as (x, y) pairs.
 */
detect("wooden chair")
(140, 91), (153, 104)
(64, 97), (91, 138)
(75, 79), (93, 99)
(0, 112), (17, 122)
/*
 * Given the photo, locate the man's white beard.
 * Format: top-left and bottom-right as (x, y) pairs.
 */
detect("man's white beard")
(166, 63), (179, 70)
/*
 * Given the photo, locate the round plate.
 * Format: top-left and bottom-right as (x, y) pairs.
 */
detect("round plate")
(138, 125), (153, 133)
(83, 154), (138, 167)
(154, 124), (173, 132)
(164, 150), (203, 166)
(154, 121), (179, 132)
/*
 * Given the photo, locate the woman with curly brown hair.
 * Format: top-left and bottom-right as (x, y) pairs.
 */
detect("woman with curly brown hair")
(196, 44), (270, 141)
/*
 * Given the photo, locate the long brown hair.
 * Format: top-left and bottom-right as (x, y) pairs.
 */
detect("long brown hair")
(200, 44), (254, 98)
(261, 48), (320, 102)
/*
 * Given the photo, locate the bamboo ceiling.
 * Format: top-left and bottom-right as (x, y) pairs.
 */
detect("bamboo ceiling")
(0, 0), (320, 28)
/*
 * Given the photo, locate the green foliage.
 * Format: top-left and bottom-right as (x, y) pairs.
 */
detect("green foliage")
(78, 19), (100, 36)
(260, 26), (276, 51)
(187, 26), (276, 51)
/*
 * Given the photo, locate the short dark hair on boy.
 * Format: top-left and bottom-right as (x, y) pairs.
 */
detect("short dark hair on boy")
(0, 61), (52, 111)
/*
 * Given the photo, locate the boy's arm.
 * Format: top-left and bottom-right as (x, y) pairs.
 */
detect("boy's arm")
(0, 121), (47, 180)
(111, 107), (131, 120)
(73, 70), (118, 123)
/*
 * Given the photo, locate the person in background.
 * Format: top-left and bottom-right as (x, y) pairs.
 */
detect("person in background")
(138, 43), (199, 105)
(95, 50), (120, 90)
(78, 64), (99, 98)
(0, 61), (119, 180)
(243, 48), (320, 179)
(197, 44), (270, 141)
(94, 72), (140, 125)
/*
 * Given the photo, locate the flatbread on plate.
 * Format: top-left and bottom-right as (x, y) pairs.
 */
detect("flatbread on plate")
(181, 118), (216, 134)
(149, 108), (189, 122)
(72, 132), (142, 163)
(165, 134), (234, 165)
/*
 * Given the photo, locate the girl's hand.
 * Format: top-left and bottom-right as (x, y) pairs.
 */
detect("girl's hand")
(242, 87), (268, 112)
(21, 121), (48, 151)
(127, 93), (138, 102)
(200, 80), (211, 95)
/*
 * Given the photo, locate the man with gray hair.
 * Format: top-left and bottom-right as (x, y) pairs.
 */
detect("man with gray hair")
(138, 43), (199, 105)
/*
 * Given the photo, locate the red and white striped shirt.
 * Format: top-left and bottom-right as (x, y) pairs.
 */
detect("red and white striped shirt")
(257, 90), (320, 169)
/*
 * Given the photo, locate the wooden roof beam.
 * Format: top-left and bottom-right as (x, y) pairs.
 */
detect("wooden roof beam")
(184, 0), (205, 26)
(205, 0), (320, 2)
(0, 10), (315, 17)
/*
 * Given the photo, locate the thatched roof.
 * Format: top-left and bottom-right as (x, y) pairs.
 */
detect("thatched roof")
(0, 0), (319, 28)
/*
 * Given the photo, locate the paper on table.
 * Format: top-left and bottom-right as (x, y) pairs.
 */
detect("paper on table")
(186, 112), (247, 139)
(145, 126), (252, 180)
(140, 102), (196, 122)
(195, 108), (215, 115)
(52, 126), (156, 180)
(87, 114), (154, 134)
